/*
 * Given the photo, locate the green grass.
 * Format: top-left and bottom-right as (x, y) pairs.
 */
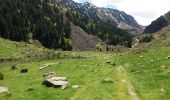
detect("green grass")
(0, 52), (120, 100)
(118, 47), (170, 100)
(1, 38), (170, 100)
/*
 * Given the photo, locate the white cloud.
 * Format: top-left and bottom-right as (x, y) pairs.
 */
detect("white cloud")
(90, 0), (170, 26)
(74, 0), (80, 3)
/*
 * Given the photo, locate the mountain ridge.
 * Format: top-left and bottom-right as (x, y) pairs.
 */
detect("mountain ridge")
(59, 0), (142, 35)
(144, 11), (170, 33)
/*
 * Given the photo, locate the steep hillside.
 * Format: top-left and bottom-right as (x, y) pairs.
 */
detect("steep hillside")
(59, 0), (142, 35)
(0, 0), (133, 50)
(70, 23), (103, 51)
(144, 11), (170, 33)
(0, 0), (71, 50)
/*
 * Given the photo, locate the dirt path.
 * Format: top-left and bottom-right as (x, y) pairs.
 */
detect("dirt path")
(115, 66), (139, 100)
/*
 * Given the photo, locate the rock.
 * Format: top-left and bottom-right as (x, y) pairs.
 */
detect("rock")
(0, 87), (8, 93)
(106, 60), (111, 64)
(72, 85), (79, 89)
(0, 72), (4, 80)
(139, 55), (143, 58)
(42, 77), (68, 89)
(167, 55), (170, 59)
(43, 72), (56, 78)
(27, 87), (34, 91)
(111, 62), (116, 66)
(160, 88), (165, 92)
(20, 68), (28, 73)
(39, 65), (51, 70)
(11, 65), (19, 70)
(102, 78), (113, 83)
(39, 62), (59, 70)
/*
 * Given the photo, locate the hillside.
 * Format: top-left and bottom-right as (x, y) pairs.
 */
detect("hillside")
(59, 0), (142, 35)
(0, 0), (133, 50)
(144, 11), (170, 33)
(0, 37), (60, 62)
(70, 23), (103, 51)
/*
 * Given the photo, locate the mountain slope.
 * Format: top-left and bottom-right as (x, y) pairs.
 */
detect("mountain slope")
(144, 11), (170, 33)
(70, 23), (102, 51)
(0, 0), (71, 50)
(59, 0), (142, 34)
(0, 0), (133, 50)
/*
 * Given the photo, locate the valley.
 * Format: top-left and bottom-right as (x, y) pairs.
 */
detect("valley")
(0, 0), (170, 100)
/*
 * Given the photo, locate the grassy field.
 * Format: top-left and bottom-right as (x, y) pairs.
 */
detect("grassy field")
(0, 38), (170, 100)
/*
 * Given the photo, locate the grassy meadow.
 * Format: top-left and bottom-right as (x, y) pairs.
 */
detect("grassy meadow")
(0, 38), (170, 100)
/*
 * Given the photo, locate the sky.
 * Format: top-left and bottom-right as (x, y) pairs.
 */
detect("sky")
(73, 0), (170, 26)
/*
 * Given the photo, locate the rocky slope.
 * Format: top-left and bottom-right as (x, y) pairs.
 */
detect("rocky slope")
(59, 0), (142, 35)
(70, 23), (102, 51)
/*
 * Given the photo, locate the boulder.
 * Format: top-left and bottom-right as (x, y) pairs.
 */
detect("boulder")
(111, 62), (116, 66)
(102, 78), (114, 83)
(106, 60), (111, 64)
(0, 87), (8, 93)
(43, 72), (56, 78)
(72, 85), (79, 89)
(42, 77), (68, 89)
(20, 68), (28, 73)
(11, 65), (19, 70)
(0, 72), (4, 80)
(39, 65), (51, 70)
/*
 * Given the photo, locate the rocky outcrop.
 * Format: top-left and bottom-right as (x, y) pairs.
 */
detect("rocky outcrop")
(70, 23), (103, 51)
(59, 0), (142, 35)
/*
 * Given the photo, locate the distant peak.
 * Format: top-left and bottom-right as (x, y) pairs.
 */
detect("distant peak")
(82, 2), (96, 7)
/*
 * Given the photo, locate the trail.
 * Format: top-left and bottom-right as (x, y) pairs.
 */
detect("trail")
(115, 66), (139, 100)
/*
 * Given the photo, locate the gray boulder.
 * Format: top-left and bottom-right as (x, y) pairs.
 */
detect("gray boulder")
(42, 77), (68, 89)
(0, 87), (8, 93)
(20, 68), (28, 73)
(72, 85), (80, 89)
(11, 65), (19, 70)
(102, 78), (114, 83)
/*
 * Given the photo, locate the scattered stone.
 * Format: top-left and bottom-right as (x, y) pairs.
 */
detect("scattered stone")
(139, 55), (143, 58)
(43, 72), (56, 78)
(0, 87), (9, 93)
(39, 62), (59, 70)
(102, 78), (113, 83)
(0, 72), (4, 80)
(160, 88), (165, 92)
(167, 55), (170, 59)
(106, 60), (111, 64)
(160, 65), (166, 69)
(20, 68), (28, 73)
(27, 87), (34, 91)
(72, 85), (79, 89)
(42, 77), (68, 89)
(39, 65), (52, 70)
(11, 65), (19, 70)
(111, 62), (116, 66)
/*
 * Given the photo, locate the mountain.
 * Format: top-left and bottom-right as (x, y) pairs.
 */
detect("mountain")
(0, 0), (133, 51)
(58, 0), (142, 35)
(144, 11), (170, 33)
